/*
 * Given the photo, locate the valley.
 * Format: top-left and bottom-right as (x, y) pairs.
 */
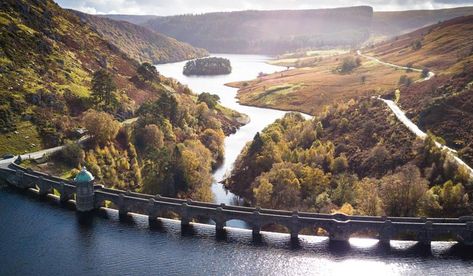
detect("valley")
(223, 16), (473, 220)
(2, 1), (473, 274)
(3, 0), (473, 220)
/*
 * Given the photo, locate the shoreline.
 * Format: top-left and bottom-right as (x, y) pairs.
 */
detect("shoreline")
(223, 83), (314, 119)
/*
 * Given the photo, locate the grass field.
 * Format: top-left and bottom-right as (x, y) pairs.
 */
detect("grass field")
(0, 121), (42, 155)
(21, 159), (76, 179)
(269, 49), (349, 67)
(229, 52), (421, 115)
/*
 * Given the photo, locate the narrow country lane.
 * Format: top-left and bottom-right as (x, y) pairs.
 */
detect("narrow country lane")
(0, 135), (90, 168)
(358, 50), (473, 177)
(0, 117), (138, 168)
(357, 50), (435, 80)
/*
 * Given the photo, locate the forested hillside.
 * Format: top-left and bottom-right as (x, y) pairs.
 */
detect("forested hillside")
(73, 11), (208, 64)
(231, 16), (473, 169)
(227, 101), (472, 217)
(102, 6), (473, 55)
(141, 7), (373, 54)
(1, 0), (148, 152)
(0, 0), (245, 202)
(226, 15), (473, 218)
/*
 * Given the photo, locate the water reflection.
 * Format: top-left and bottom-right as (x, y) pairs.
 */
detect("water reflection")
(74, 201), (473, 261)
(1, 186), (473, 275)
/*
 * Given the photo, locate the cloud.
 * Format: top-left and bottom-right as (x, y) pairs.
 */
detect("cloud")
(56, 0), (473, 15)
(76, 6), (98, 14)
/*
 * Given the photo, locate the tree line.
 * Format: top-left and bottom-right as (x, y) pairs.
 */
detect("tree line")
(52, 62), (227, 202)
(183, 57), (232, 76)
(227, 99), (472, 217)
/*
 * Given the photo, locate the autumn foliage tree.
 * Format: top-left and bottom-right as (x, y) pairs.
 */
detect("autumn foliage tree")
(229, 106), (473, 218)
(82, 110), (120, 145)
(379, 165), (428, 217)
(199, 128), (225, 166)
(132, 85), (228, 201)
(197, 92), (220, 109)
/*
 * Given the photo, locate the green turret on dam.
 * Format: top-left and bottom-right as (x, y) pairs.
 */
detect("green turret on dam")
(2, 160), (473, 247)
(74, 167), (95, 212)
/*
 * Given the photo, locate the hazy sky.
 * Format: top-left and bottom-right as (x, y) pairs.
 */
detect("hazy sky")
(56, 0), (473, 16)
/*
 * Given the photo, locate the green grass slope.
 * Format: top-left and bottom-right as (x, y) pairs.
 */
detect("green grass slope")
(0, 0), (240, 155)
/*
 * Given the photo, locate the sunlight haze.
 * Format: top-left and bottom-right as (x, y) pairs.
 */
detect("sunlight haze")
(57, 0), (473, 15)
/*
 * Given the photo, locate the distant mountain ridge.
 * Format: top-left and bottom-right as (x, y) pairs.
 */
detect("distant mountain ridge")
(101, 6), (473, 54)
(372, 6), (473, 39)
(99, 14), (159, 25)
(140, 6), (374, 54)
(73, 11), (208, 64)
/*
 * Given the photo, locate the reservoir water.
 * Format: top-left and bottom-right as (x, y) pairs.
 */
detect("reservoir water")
(1, 54), (473, 275)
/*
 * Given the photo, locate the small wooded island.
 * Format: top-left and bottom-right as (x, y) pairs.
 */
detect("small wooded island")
(183, 57), (232, 76)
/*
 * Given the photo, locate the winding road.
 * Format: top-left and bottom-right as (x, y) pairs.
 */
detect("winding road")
(0, 135), (90, 167)
(0, 117), (137, 167)
(357, 50), (473, 177)
(357, 50), (435, 80)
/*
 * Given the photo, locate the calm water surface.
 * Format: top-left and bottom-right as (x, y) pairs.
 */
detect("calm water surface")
(1, 54), (473, 275)
(1, 186), (473, 275)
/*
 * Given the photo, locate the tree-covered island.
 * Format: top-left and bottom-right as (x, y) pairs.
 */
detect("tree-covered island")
(183, 57), (232, 76)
